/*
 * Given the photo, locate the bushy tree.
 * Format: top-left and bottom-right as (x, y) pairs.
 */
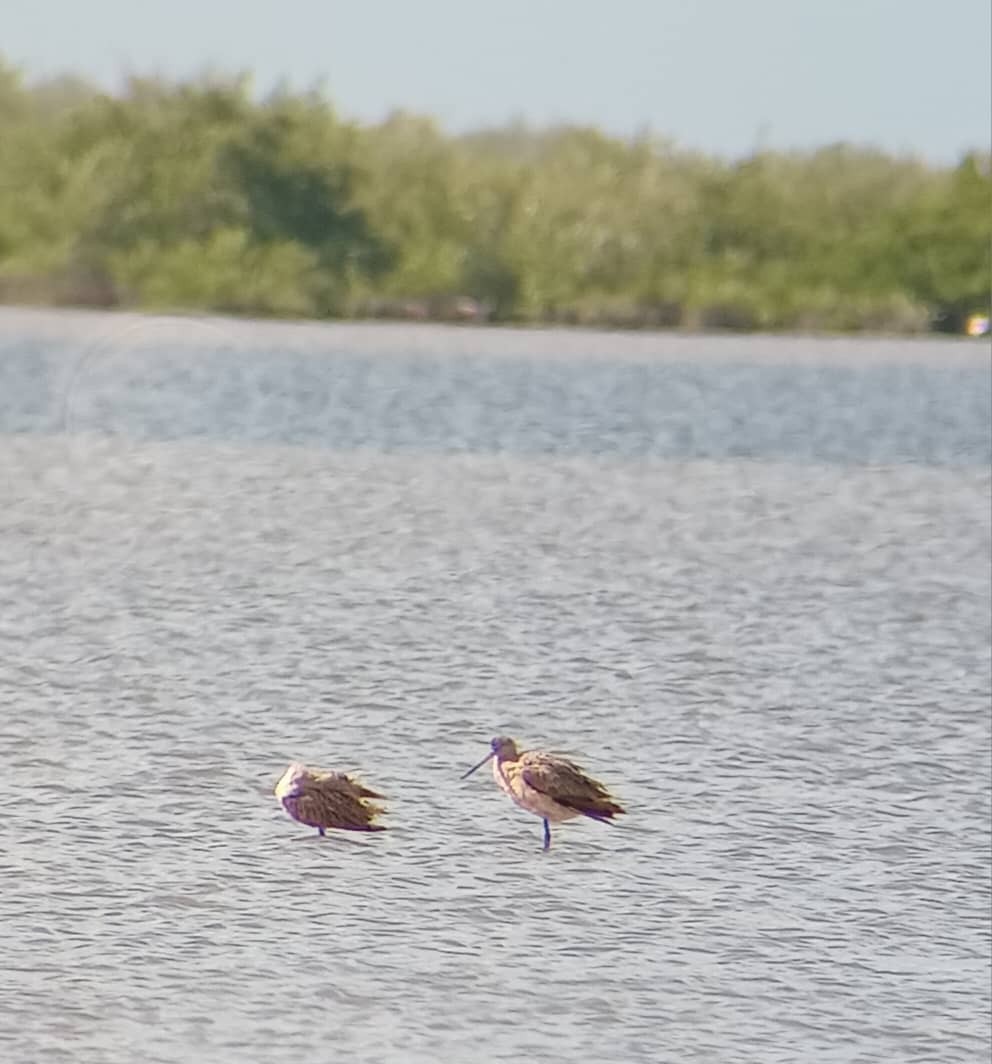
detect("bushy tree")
(0, 54), (987, 332)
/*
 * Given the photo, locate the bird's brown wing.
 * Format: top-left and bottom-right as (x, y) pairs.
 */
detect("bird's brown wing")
(521, 753), (625, 820)
(298, 776), (386, 831)
(320, 771), (385, 801)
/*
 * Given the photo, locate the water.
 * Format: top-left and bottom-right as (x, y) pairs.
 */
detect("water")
(1, 307), (989, 1063)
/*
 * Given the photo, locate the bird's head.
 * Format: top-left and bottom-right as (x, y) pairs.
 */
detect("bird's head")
(274, 762), (308, 799)
(461, 736), (520, 778)
(490, 736), (519, 758)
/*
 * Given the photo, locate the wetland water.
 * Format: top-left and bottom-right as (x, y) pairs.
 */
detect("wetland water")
(1, 308), (989, 1063)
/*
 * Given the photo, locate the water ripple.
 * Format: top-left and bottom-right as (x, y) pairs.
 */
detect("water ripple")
(0, 318), (989, 1062)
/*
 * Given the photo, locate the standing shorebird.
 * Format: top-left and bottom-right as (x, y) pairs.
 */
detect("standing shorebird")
(461, 736), (625, 850)
(274, 762), (387, 837)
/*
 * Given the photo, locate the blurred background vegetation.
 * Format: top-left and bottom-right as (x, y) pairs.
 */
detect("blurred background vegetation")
(0, 59), (988, 333)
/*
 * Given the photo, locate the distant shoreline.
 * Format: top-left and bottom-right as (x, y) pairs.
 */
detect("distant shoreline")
(2, 64), (988, 343)
(3, 303), (987, 369)
(1, 293), (988, 340)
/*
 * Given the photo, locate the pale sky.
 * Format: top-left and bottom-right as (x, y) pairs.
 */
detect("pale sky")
(4, 0), (990, 161)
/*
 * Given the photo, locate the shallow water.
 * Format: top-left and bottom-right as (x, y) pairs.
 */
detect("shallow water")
(1, 309), (989, 1063)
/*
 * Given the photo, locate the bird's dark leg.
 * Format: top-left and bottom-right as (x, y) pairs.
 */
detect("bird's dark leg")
(543, 819), (551, 850)
(318, 827), (325, 837)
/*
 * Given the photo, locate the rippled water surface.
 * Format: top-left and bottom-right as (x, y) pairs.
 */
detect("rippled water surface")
(2, 309), (990, 1063)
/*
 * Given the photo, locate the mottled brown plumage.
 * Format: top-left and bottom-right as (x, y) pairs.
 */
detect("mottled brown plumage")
(519, 750), (626, 820)
(274, 762), (387, 836)
(461, 736), (626, 849)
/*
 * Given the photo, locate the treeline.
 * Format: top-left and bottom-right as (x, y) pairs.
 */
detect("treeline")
(0, 60), (989, 333)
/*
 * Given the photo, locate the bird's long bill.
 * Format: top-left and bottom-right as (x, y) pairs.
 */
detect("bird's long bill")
(461, 750), (495, 779)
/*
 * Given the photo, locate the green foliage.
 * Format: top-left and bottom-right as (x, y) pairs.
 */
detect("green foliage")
(108, 228), (320, 316)
(884, 153), (992, 330)
(0, 56), (988, 332)
(223, 92), (392, 289)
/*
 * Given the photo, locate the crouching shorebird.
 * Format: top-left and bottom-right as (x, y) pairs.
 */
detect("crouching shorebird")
(274, 762), (387, 837)
(461, 736), (625, 850)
